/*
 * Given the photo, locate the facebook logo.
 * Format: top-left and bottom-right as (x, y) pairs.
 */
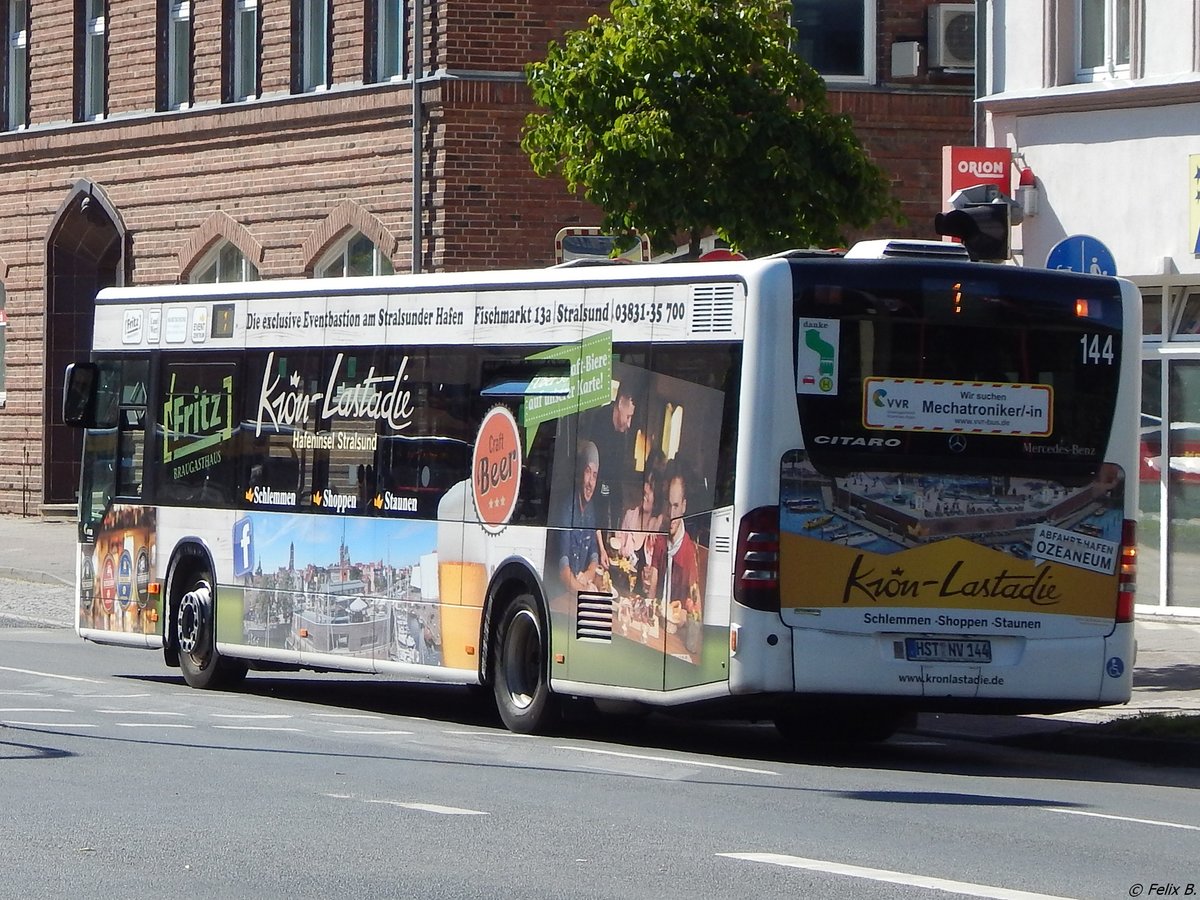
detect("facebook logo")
(232, 517), (254, 577)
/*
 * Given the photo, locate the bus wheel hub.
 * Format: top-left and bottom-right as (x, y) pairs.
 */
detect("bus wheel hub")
(177, 587), (209, 655)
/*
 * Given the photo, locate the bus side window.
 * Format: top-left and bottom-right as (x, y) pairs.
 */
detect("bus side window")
(116, 406), (145, 497)
(243, 432), (302, 498)
(115, 363), (149, 499)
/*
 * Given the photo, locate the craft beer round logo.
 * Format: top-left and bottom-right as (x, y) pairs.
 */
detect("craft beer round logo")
(101, 554), (117, 614)
(472, 406), (522, 533)
(135, 548), (152, 609)
(117, 549), (133, 609)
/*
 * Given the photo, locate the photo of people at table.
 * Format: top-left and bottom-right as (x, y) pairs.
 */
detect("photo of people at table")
(544, 361), (724, 665)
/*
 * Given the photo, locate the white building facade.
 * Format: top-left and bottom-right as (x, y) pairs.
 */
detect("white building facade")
(979, 0), (1200, 615)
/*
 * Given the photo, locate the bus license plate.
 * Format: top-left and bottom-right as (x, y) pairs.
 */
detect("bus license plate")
(905, 638), (992, 664)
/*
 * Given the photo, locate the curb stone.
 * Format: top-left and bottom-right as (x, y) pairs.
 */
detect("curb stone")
(1000, 725), (1200, 768)
(0, 613), (69, 629)
(0, 567), (72, 587)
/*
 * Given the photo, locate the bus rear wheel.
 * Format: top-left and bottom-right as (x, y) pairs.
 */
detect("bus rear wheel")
(176, 574), (247, 691)
(492, 594), (556, 734)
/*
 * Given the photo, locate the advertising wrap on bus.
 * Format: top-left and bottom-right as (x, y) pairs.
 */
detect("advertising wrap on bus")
(778, 451), (1126, 638)
(63, 248), (1140, 736)
(782, 260), (1136, 706)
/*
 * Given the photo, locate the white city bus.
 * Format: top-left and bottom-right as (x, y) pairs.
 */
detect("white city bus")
(62, 241), (1140, 739)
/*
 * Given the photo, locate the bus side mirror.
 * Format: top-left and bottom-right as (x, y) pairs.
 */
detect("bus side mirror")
(63, 362), (99, 427)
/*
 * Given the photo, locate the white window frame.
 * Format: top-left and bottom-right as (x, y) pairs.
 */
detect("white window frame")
(191, 241), (260, 284)
(232, 0), (259, 101)
(315, 232), (394, 278)
(374, 0), (404, 83)
(298, 0), (329, 92)
(791, 0), (876, 86)
(166, 0), (192, 109)
(1075, 0), (1131, 82)
(83, 0), (107, 120)
(6, 0), (28, 130)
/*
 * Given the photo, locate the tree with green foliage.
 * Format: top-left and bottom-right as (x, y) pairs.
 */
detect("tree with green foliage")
(521, 0), (898, 256)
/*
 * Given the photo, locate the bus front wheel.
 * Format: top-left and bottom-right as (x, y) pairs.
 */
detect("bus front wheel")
(176, 573), (247, 691)
(492, 594), (556, 734)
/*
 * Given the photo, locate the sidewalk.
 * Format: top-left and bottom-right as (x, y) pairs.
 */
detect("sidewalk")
(0, 515), (1196, 754)
(0, 514), (76, 586)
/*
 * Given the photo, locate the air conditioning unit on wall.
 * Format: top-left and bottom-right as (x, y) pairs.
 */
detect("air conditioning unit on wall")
(928, 3), (976, 70)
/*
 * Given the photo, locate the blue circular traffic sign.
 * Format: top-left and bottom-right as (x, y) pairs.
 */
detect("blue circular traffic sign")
(1046, 234), (1117, 276)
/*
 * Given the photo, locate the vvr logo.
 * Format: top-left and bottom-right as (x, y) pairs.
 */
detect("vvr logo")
(872, 389), (909, 410)
(232, 517), (255, 578)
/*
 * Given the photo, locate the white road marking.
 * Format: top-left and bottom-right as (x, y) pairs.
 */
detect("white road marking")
(718, 853), (1076, 900)
(0, 666), (102, 683)
(97, 709), (186, 716)
(84, 693), (151, 699)
(116, 723), (195, 729)
(0, 691), (51, 697)
(330, 729), (414, 736)
(1045, 807), (1200, 832)
(322, 793), (488, 816)
(0, 720), (97, 729)
(212, 725), (304, 732)
(365, 800), (488, 816)
(210, 714), (293, 720)
(312, 713), (384, 720)
(0, 708), (73, 713)
(443, 730), (531, 738)
(556, 745), (777, 776)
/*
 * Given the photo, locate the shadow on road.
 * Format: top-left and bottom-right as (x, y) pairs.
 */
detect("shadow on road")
(115, 670), (1200, 791)
(1133, 662), (1200, 692)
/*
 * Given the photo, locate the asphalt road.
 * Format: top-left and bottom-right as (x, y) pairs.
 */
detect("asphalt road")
(2, 629), (1198, 900)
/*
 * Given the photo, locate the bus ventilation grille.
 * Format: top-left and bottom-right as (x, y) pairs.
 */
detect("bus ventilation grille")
(711, 534), (732, 554)
(576, 593), (614, 642)
(691, 285), (737, 333)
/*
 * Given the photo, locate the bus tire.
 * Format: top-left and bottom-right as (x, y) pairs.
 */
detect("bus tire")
(176, 572), (247, 691)
(492, 593), (556, 734)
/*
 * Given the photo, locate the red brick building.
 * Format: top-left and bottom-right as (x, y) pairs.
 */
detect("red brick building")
(0, 0), (971, 513)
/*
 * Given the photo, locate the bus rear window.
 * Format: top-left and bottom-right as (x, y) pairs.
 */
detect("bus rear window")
(792, 262), (1124, 481)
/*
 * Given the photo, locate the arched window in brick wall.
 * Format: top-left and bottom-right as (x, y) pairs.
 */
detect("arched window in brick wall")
(315, 231), (395, 278)
(190, 241), (260, 283)
(179, 211), (264, 282)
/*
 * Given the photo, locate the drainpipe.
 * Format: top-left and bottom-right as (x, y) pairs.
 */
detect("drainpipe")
(411, 0), (424, 274)
(974, 0), (987, 145)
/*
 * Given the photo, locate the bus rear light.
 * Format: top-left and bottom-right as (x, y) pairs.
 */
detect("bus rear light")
(735, 506), (780, 612)
(1116, 518), (1136, 623)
